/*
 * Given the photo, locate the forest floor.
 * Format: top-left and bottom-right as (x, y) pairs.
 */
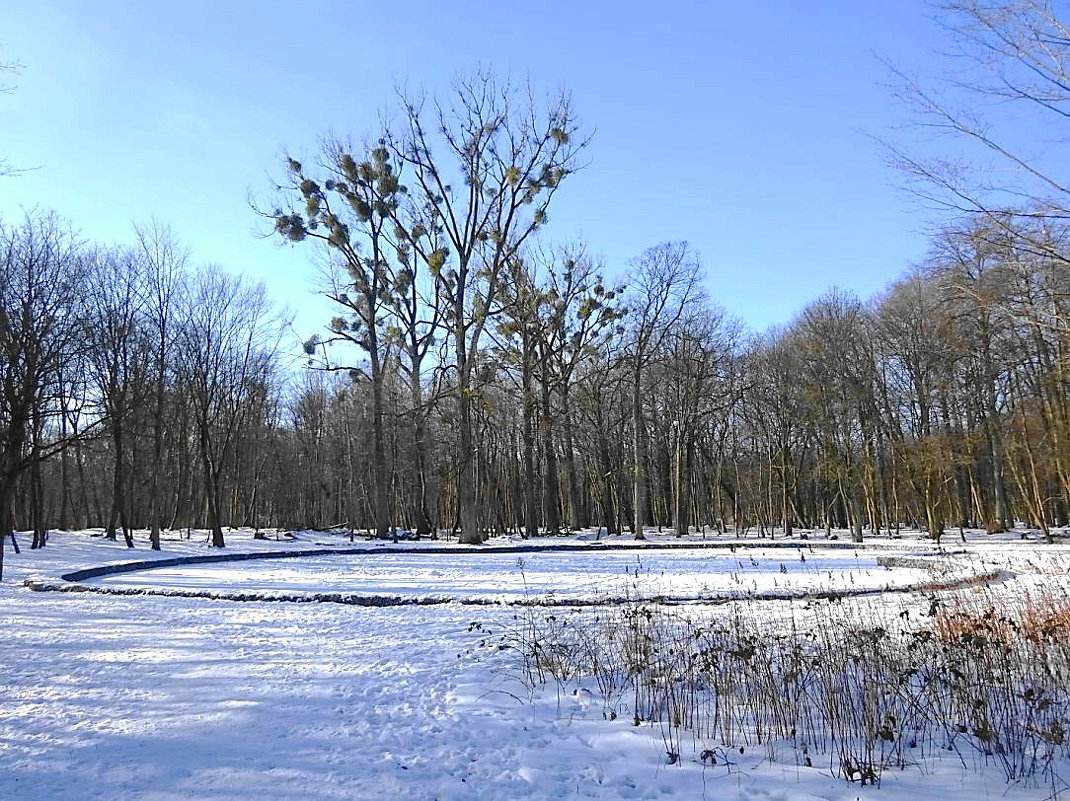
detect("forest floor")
(1, 526), (1068, 800)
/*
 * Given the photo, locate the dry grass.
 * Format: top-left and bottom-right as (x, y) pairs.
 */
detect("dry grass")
(476, 587), (1070, 793)
(936, 589), (1070, 644)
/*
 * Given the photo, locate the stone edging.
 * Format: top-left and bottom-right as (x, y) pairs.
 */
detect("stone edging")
(20, 544), (1006, 607)
(43, 539), (914, 584)
(876, 554), (1008, 593)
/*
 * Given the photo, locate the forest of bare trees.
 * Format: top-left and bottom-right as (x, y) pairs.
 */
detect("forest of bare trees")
(3, 2), (1070, 562)
(2, 207), (1068, 557)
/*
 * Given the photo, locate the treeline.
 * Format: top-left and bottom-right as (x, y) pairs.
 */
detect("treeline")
(266, 218), (1070, 544)
(740, 219), (1070, 543)
(2, 207), (1068, 559)
(0, 213), (282, 562)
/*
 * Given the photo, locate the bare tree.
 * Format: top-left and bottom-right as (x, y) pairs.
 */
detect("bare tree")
(0, 56), (23, 177)
(873, 271), (959, 541)
(889, 1), (1070, 258)
(493, 256), (545, 536)
(0, 212), (89, 579)
(494, 248), (624, 534)
(793, 290), (878, 542)
(624, 242), (705, 539)
(537, 249), (625, 531)
(134, 221), (187, 550)
(84, 247), (152, 547)
(382, 74), (587, 543)
(740, 328), (808, 536)
(276, 142), (402, 538)
(273, 74), (585, 543)
(930, 221), (1018, 530)
(658, 307), (739, 536)
(174, 267), (281, 547)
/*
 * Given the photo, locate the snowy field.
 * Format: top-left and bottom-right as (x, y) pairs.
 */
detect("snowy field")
(1, 528), (1068, 800)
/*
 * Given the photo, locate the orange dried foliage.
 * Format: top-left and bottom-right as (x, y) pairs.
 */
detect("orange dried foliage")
(934, 595), (1070, 646)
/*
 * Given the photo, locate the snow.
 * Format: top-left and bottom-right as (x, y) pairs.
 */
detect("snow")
(1, 528), (1068, 800)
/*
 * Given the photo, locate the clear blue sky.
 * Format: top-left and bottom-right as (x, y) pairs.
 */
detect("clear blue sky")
(1, 0), (949, 339)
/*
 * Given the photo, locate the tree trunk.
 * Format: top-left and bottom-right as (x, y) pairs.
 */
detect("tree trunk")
(672, 432), (691, 536)
(521, 347), (538, 538)
(456, 374), (482, 544)
(632, 365), (646, 540)
(59, 407), (71, 532)
(110, 426), (134, 548)
(200, 432), (226, 547)
(30, 446), (45, 549)
(29, 413), (46, 549)
(596, 427), (617, 536)
(369, 362), (391, 539)
(560, 389), (585, 531)
(409, 368), (433, 536)
(538, 356), (561, 535)
(0, 492), (10, 583)
(780, 447), (792, 537)
(924, 486), (944, 545)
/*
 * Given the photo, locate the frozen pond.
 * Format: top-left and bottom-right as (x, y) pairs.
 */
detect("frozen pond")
(84, 547), (935, 602)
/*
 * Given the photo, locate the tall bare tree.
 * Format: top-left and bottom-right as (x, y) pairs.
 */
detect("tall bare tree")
(276, 142), (402, 538)
(84, 247), (151, 547)
(1, 56), (23, 177)
(890, 1), (1070, 260)
(624, 242), (705, 539)
(134, 221), (187, 550)
(175, 267), (280, 547)
(0, 213), (89, 578)
(378, 74), (586, 543)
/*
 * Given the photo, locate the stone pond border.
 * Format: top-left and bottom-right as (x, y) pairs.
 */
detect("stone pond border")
(23, 541), (1008, 607)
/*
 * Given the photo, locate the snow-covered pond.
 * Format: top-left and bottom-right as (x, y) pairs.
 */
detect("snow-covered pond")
(83, 547), (935, 601)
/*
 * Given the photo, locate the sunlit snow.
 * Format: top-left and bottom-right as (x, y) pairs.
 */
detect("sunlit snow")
(0, 528), (1066, 800)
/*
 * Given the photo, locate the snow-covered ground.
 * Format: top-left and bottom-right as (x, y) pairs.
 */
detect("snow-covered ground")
(1, 527), (1067, 800)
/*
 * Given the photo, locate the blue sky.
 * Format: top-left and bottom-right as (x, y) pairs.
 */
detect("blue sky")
(1, 0), (949, 339)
